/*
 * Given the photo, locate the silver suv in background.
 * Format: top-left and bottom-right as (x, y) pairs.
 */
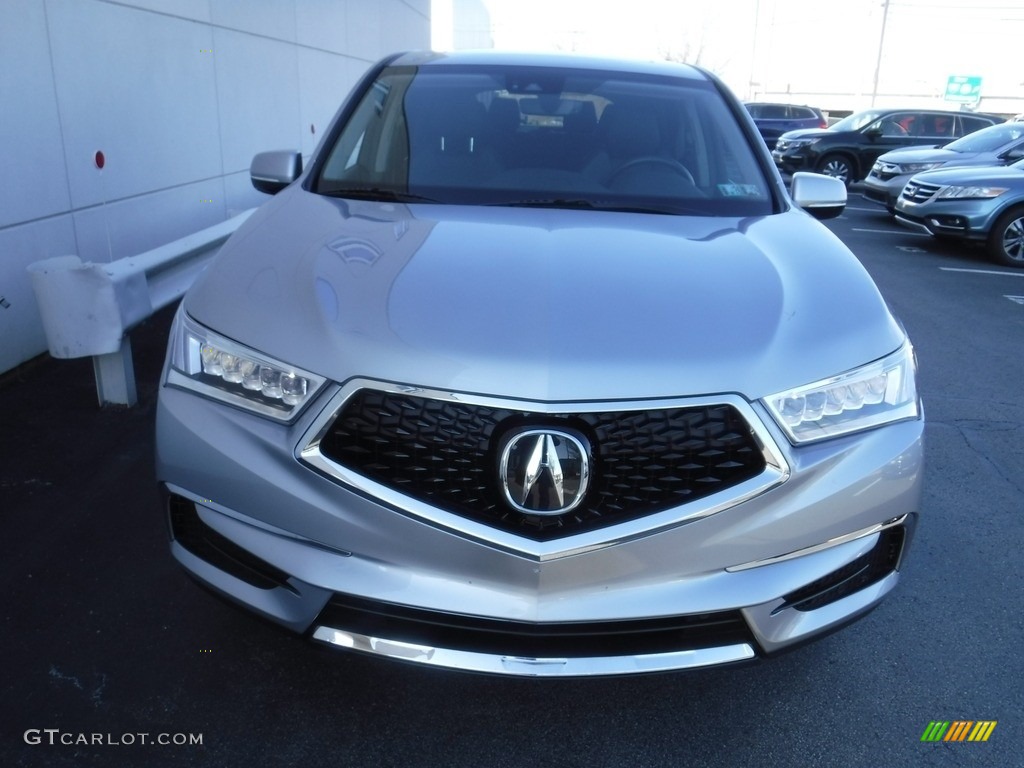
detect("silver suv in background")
(895, 158), (1024, 267)
(864, 122), (1024, 214)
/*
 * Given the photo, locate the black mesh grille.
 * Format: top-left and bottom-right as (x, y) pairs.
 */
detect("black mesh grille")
(314, 593), (755, 658)
(316, 389), (767, 540)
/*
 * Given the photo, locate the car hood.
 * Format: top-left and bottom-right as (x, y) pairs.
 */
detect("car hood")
(910, 163), (1024, 186)
(877, 147), (960, 164)
(185, 187), (905, 402)
(778, 127), (834, 141)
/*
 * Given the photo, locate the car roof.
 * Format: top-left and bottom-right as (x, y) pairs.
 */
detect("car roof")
(745, 101), (818, 108)
(857, 106), (1002, 120)
(386, 50), (712, 82)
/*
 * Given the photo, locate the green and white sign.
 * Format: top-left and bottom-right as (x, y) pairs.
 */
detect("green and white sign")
(945, 75), (982, 104)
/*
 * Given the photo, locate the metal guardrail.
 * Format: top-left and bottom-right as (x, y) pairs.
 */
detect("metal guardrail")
(28, 208), (256, 406)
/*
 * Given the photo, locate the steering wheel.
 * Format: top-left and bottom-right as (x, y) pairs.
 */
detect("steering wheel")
(608, 157), (695, 186)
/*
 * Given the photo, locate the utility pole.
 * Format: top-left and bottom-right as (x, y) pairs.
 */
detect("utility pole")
(747, 0), (760, 101)
(870, 0), (890, 107)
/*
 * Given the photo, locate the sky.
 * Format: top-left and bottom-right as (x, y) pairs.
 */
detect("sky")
(432, 0), (1024, 113)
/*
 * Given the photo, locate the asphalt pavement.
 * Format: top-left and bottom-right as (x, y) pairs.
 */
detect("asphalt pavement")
(1, 306), (184, 765)
(2, 207), (1022, 767)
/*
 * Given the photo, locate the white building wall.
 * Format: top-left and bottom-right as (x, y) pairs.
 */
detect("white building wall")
(0, 0), (430, 374)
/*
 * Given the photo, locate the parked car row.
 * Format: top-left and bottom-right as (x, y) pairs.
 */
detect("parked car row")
(767, 109), (1022, 268)
(893, 158), (1024, 268)
(862, 121), (1024, 213)
(855, 121), (1024, 268)
(772, 107), (1003, 186)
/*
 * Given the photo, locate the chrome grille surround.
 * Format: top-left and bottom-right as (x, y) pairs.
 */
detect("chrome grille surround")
(870, 161), (900, 181)
(299, 379), (791, 561)
(901, 180), (942, 204)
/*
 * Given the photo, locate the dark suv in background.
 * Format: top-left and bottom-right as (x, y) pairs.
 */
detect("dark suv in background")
(773, 108), (1002, 185)
(744, 102), (827, 147)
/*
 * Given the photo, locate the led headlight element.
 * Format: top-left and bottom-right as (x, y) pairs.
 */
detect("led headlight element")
(166, 310), (325, 420)
(763, 343), (919, 443)
(935, 185), (1008, 200)
(785, 138), (820, 149)
(897, 162), (942, 173)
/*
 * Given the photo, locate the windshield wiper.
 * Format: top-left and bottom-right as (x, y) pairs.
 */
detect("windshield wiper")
(318, 187), (438, 203)
(493, 198), (694, 215)
(491, 197), (599, 209)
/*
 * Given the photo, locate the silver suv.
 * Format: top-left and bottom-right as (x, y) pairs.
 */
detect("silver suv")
(156, 51), (923, 676)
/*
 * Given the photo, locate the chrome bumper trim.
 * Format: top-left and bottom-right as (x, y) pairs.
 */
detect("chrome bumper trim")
(725, 514), (908, 572)
(894, 214), (931, 235)
(311, 626), (756, 677)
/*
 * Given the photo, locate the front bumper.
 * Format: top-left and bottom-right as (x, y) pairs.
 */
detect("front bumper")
(894, 199), (996, 241)
(772, 149), (811, 174)
(862, 174), (909, 209)
(156, 379), (924, 677)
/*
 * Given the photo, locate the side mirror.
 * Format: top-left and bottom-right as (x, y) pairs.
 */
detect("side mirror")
(1002, 147), (1024, 163)
(863, 127), (883, 141)
(250, 151), (302, 195)
(791, 171), (846, 220)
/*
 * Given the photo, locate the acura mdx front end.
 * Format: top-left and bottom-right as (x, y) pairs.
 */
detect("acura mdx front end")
(156, 51), (923, 676)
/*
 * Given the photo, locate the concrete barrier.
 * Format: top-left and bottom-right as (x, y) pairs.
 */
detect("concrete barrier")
(28, 208), (255, 406)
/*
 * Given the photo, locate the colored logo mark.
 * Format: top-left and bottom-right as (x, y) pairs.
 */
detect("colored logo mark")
(921, 721), (997, 742)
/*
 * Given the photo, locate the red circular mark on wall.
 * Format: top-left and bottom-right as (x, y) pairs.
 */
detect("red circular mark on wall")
(94, 151), (105, 169)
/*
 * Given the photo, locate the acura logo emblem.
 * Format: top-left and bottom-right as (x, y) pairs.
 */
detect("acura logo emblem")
(499, 429), (590, 516)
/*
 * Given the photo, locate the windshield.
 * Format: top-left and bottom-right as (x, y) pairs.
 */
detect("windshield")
(315, 64), (773, 216)
(828, 110), (886, 132)
(944, 122), (1024, 153)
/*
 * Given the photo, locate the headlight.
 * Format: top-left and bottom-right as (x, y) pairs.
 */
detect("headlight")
(763, 343), (919, 444)
(785, 138), (820, 150)
(165, 310), (326, 421)
(935, 185), (1008, 200)
(897, 162), (942, 173)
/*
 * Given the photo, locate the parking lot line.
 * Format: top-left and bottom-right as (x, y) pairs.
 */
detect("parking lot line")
(852, 228), (928, 236)
(940, 267), (1024, 278)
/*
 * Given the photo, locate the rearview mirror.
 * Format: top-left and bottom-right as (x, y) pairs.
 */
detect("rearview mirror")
(251, 151), (302, 195)
(791, 172), (846, 220)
